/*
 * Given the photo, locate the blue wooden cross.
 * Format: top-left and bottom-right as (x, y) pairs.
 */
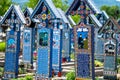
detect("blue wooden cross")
(0, 5), (26, 79)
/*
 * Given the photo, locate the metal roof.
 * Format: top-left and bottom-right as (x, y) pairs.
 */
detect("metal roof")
(1, 5), (26, 25)
(31, 0), (61, 19)
(89, 14), (102, 27)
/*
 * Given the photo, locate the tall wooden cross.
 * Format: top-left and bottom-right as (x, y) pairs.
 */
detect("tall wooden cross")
(70, 0), (93, 24)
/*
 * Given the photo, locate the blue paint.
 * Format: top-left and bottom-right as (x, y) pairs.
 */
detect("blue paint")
(23, 28), (33, 63)
(4, 31), (20, 79)
(77, 54), (90, 78)
(36, 28), (53, 78)
(52, 29), (62, 74)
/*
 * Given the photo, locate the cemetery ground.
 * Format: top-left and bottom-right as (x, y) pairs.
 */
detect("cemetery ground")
(1, 51), (120, 80)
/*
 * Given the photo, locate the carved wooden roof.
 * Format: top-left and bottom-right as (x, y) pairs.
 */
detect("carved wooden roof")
(66, 0), (101, 15)
(0, 5), (26, 25)
(98, 17), (120, 34)
(24, 7), (33, 17)
(31, 0), (61, 19)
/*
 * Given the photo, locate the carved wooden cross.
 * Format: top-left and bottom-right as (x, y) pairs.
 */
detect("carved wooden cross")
(35, 5), (51, 27)
(70, 0), (93, 24)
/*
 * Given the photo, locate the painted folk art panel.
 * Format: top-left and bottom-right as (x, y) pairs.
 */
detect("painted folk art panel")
(118, 34), (120, 55)
(36, 28), (52, 79)
(74, 23), (95, 80)
(52, 28), (62, 75)
(23, 28), (33, 64)
(104, 39), (117, 80)
(62, 29), (71, 61)
(4, 31), (19, 79)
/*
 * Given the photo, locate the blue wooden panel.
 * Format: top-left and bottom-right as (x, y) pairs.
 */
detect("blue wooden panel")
(23, 46), (31, 62)
(97, 39), (104, 54)
(52, 29), (62, 73)
(23, 29), (32, 63)
(4, 31), (20, 79)
(77, 54), (90, 78)
(62, 29), (71, 60)
(104, 56), (115, 69)
(4, 53), (16, 72)
(36, 28), (52, 78)
(52, 49), (59, 64)
(37, 48), (49, 74)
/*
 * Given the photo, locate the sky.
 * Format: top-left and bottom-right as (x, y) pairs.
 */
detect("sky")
(12, 0), (120, 9)
(69, 0), (120, 8)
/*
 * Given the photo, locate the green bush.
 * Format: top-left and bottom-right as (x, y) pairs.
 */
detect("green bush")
(18, 78), (25, 80)
(95, 60), (103, 67)
(0, 67), (3, 77)
(0, 42), (6, 52)
(66, 72), (75, 80)
(12, 78), (25, 80)
(95, 77), (99, 80)
(70, 53), (75, 60)
(25, 75), (33, 80)
(12, 79), (18, 80)
(117, 57), (120, 65)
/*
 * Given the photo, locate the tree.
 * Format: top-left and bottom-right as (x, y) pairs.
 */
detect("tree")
(71, 15), (80, 24)
(66, 72), (75, 80)
(52, 0), (69, 11)
(26, 0), (39, 9)
(26, 0), (69, 11)
(0, 0), (12, 16)
(101, 5), (120, 19)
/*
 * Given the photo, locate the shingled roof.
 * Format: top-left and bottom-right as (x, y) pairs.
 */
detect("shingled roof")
(98, 17), (120, 34)
(57, 8), (72, 29)
(1, 5), (26, 25)
(24, 7), (33, 17)
(66, 0), (101, 15)
(89, 14), (102, 28)
(31, 0), (61, 19)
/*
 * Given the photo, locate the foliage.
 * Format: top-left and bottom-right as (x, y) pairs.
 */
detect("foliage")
(25, 75), (33, 80)
(83, 39), (88, 49)
(117, 57), (120, 65)
(0, 67), (3, 77)
(19, 62), (26, 74)
(100, 5), (120, 19)
(26, 0), (69, 11)
(12, 79), (18, 80)
(66, 72), (75, 80)
(52, 0), (69, 11)
(95, 77), (99, 80)
(12, 75), (33, 80)
(0, 42), (6, 52)
(71, 15), (80, 24)
(19, 67), (26, 74)
(95, 60), (103, 67)
(0, 0), (12, 15)
(70, 52), (75, 60)
(25, 0), (39, 9)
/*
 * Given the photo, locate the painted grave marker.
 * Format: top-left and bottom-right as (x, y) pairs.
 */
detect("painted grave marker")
(98, 18), (120, 79)
(0, 5), (26, 79)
